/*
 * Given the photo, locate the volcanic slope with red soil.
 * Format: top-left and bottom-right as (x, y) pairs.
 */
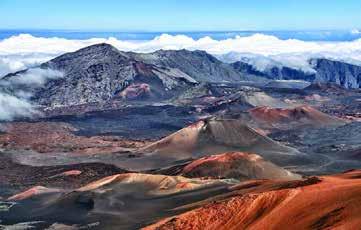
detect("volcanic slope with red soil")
(181, 152), (301, 181)
(4, 173), (231, 230)
(118, 83), (151, 100)
(6, 173), (221, 201)
(140, 118), (303, 166)
(75, 173), (222, 194)
(6, 186), (61, 201)
(145, 170), (361, 230)
(248, 105), (346, 130)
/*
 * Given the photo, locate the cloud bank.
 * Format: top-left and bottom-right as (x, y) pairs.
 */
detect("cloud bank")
(1, 33), (361, 74)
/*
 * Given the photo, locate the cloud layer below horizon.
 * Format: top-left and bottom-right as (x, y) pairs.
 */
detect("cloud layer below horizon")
(1, 33), (361, 74)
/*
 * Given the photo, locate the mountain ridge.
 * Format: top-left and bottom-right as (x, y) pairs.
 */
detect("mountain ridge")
(1, 43), (360, 109)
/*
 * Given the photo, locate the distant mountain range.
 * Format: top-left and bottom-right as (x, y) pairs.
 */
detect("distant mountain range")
(2, 43), (360, 108)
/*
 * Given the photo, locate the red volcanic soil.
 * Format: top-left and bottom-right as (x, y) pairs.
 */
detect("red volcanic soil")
(0, 151), (127, 192)
(119, 83), (151, 100)
(133, 62), (155, 76)
(7, 186), (60, 201)
(140, 120), (206, 157)
(0, 122), (149, 154)
(49, 170), (82, 178)
(76, 173), (220, 195)
(145, 170), (361, 230)
(140, 118), (297, 161)
(249, 105), (346, 128)
(181, 152), (300, 181)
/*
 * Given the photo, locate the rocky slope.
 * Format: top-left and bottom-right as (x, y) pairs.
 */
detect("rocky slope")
(248, 105), (347, 130)
(35, 44), (199, 106)
(232, 60), (315, 82)
(132, 49), (247, 83)
(1, 45), (251, 108)
(232, 58), (361, 88)
(311, 58), (361, 88)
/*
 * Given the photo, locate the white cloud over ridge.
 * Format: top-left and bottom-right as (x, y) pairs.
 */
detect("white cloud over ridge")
(0, 68), (63, 121)
(1, 33), (361, 74)
(0, 53), (54, 77)
(6, 68), (64, 86)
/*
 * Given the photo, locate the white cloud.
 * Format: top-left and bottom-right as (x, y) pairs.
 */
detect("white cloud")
(1, 33), (361, 75)
(351, 29), (361, 35)
(0, 92), (37, 121)
(7, 68), (64, 86)
(0, 53), (58, 77)
(0, 68), (63, 121)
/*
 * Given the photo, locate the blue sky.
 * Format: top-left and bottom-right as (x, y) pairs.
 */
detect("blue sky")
(1, 0), (361, 31)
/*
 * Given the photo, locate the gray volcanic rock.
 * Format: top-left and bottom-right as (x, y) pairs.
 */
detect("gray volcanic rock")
(2, 45), (250, 108)
(304, 81), (346, 92)
(232, 58), (361, 88)
(310, 58), (361, 88)
(231, 61), (314, 82)
(264, 80), (311, 89)
(34, 44), (199, 106)
(133, 49), (247, 83)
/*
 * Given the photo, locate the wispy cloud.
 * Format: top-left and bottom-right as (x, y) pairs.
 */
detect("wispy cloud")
(351, 29), (361, 35)
(0, 68), (64, 121)
(0, 92), (37, 121)
(6, 68), (64, 86)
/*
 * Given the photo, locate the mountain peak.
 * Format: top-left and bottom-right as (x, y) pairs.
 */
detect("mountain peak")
(78, 42), (119, 52)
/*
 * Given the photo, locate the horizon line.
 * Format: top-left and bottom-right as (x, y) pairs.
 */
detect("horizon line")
(0, 28), (359, 33)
